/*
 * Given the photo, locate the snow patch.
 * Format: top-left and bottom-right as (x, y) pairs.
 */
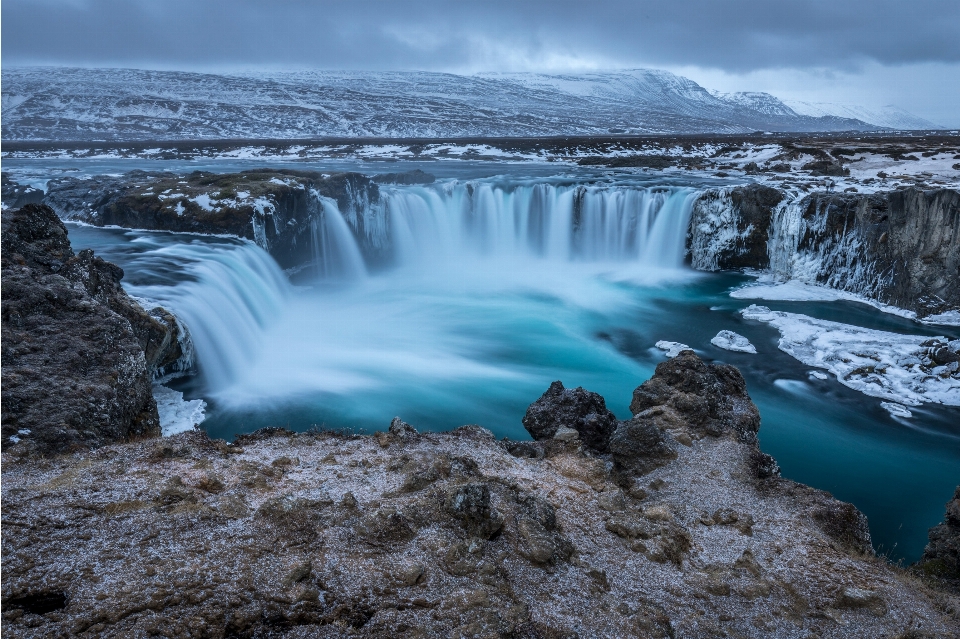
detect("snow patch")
(656, 341), (691, 357)
(881, 402), (913, 418)
(741, 305), (960, 407)
(710, 330), (757, 353)
(153, 385), (207, 436)
(730, 277), (916, 320)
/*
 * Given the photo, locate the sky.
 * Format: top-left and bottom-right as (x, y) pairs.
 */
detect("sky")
(3, 0), (959, 126)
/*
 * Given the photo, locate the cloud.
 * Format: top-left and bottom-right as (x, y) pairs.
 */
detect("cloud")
(2, 0), (958, 124)
(3, 0), (959, 72)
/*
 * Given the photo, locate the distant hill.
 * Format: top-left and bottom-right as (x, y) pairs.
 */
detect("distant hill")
(780, 100), (942, 130)
(1, 67), (889, 141)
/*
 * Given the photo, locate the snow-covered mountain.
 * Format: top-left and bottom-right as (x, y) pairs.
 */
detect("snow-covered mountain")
(781, 100), (942, 130)
(1, 67), (886, 141)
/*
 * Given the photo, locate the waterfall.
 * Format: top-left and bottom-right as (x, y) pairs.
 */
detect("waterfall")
(128, 239), (291, 391)
(309, 192), (367, 280)
(361, 181), (699, 269)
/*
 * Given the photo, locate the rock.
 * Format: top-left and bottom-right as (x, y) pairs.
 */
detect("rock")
(514, 494), (572, 566)
(1, 204), (178, 454)
(445, 483), (504, 540)
(552, 426), (580, 442)
(687, 184), (783, 271)
(393, 561), (425, 586)
(917, 486), (960, 582)
(710, 330), (757, 354)
(802, 160), (849, 176)
(522, 381), (619, 453)
(629, 350), (761, 441)
(596, 490), (626, 512)
(608, 412), (678, 475)
(389, 416), (418, 439)
(43, 169), (382, 270)
(1, 174), (44, 210)
(813, 501), (873, 556)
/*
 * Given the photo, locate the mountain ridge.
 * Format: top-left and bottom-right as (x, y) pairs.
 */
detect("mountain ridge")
(0, 66), (923, 141)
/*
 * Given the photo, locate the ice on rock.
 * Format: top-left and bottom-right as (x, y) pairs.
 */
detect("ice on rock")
(656, 341), (691, 357)
(741, 305), (960, 407)
(153, 385), (207, 436)
(710, 330), (757, 354)
(881, 402), (913, 418)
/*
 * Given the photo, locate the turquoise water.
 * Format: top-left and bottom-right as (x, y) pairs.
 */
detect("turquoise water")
(23, 157), (958, 565)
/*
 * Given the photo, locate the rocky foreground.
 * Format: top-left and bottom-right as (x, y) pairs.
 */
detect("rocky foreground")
(2, 350), (960, 638)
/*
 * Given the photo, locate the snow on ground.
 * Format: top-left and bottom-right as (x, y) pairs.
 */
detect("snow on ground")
(710, 330), (757, 353)
(741, 304), (960, 407)
(153, 384), (207, 436)
(730, 278), (917, 320)
(656, 341), (691, 357)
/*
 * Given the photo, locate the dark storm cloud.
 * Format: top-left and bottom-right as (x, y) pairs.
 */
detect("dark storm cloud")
(2, 0), (959, 72)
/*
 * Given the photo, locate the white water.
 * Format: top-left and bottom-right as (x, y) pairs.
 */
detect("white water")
(128, 182), (699, 406)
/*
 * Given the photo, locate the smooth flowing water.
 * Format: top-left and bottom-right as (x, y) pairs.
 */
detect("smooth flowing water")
(9, 157), (958, 563)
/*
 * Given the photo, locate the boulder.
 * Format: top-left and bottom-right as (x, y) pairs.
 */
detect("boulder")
(522, 381), (619, 452)
(629, 350), (761, 441)
(917, 486), (960, 583)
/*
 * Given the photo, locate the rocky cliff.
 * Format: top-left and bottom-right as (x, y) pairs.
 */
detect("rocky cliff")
(43, 169), (383, 269)
(689, 186), (960, 318)
(1, 204), (182, 455)
(918, 487), (960, 590)
(4, 351), (957, 637)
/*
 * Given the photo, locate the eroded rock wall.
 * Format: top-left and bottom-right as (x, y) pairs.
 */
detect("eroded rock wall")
(1, 204), (180, 454)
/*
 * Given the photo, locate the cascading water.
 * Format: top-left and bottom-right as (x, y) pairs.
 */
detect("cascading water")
(309, 191), (367, 280)
(373, 181), (699, 269)
(117, 237), (292, 391)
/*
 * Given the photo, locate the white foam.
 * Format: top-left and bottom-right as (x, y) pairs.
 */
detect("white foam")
(710, 330), (757, 353)
(741, 304), (960, 407)
(153, 384), (207, 436)
(656, 341), (691, 357)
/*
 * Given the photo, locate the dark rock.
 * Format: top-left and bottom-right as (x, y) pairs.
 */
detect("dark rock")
(1, 204), (178, 455)
(1, 174), (44, 210)
(522, 381), (619, 452)
(687, 184), (784, 270)
(801, 160), (849, 176)
(389, 416), (418, 439)
(629, 350), (761, 441)
(445, 483), (504, 539)
(607, 412), (678, 475)
(813, 501), (873, 556)
(514, 494), (573, 565)
(916, 486), (960, 582)
(797, 188), (960, 317)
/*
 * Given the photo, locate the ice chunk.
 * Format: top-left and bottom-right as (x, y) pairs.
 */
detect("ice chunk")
(881, 402), (913, 418)
(809, 370), (829, 380)
(741, 305), (960, 407)
(656, 341), (691, 357)
(710, 330), (757, 353)
(153, 385), (207, 436)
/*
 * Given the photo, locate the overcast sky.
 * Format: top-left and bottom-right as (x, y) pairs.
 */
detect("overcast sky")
(3, 0), (959, 126)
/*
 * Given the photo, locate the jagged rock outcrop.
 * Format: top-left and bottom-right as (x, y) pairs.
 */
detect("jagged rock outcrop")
(522, 380), (619, 452)
(43, 169), (382, 269)
(917, 486), (960, 586)
(3, 358), (954, 637)
(1, 204), (181, 455)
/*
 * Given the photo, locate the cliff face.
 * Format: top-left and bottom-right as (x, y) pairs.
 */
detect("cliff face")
(43, 170), (383, 270)
(3, 351), (956, 637)
(1, 204), (181, 455)
(689, 186), (960, 318)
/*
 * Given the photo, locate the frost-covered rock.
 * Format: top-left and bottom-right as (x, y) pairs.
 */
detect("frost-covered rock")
(686, 185), (783, 271)
(741, 304), (960, 406)
(710, 330), (757, 354)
